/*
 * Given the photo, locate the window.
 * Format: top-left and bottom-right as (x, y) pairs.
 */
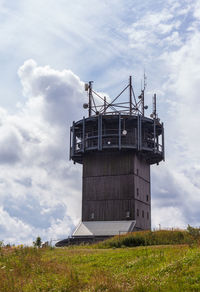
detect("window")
(137, 209), (139, 217)
(146, 195), (149, 202)
(137, 188), (139, 196)
(91, 212), (94, 220)
(126, 211), (130, 218)
(142, 210), (144, 218)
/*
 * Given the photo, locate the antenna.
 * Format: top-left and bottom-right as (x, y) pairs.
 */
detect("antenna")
(144, 71), (147, 91)
(88, 81), (93, 117)
(84, 76), (150, 117)
(150, 93), (157, 119)
(129, 76), (132, 115)
(153, 93), (156, 118)
(140, 72), (147, 116)
(104, 96), (107, 113)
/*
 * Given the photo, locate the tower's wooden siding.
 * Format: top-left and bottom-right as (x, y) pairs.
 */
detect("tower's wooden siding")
(82, 151), (151, 229)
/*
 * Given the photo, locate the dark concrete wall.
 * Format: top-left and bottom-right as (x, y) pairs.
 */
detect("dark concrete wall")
(82, 151), (151, 230)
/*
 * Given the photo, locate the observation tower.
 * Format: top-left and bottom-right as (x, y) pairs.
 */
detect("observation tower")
(57, 76), (165, 245)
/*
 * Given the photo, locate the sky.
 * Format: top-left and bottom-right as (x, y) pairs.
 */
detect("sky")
(0, 0), (200, 245)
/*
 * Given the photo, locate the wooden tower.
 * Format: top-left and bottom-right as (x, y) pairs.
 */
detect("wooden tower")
(68, 76), (164, 242)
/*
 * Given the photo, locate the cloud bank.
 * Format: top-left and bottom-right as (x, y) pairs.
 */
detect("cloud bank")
(0, 60), (85, 244)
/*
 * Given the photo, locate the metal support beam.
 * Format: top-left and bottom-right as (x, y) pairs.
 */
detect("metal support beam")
(119, 114), (121, 150)
(88, 81), (92, 117)
(82, 117), (85, 153)
(104, 96), (106, 114)
(156, 136), (159, 151)
(142, 90), (144, 116)
(98, 114), (102, 150)
(72, 121), (75, 157)
(69, 126), (72, 160)
(129, 76), (132, 115)
(153, 94), (157, 118)
(153, 119), (156, 152)
(137, 115), (140, 150)
(162, 122), (165, 161)
(140, 115), (142, 149)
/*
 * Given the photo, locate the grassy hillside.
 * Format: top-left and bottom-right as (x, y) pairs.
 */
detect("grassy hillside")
(94, 229), (195, 248)
(0, 242), (200, 291)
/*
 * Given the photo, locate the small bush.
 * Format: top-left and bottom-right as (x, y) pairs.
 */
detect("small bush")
(122, 235), (145, 247)
(187, 225), (200, 240)
(33, 236), (42, 248)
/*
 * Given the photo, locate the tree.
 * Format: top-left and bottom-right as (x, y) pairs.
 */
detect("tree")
(33, 236), (42, 248)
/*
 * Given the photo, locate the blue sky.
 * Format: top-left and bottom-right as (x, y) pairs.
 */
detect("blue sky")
(0, 0), (200, 244)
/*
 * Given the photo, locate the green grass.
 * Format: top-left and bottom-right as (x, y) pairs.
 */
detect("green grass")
(0, 242), (200, 291)
(93, 229), (195, 248)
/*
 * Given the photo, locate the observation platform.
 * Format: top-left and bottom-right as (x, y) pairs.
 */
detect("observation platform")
(70, 113), (164, 165)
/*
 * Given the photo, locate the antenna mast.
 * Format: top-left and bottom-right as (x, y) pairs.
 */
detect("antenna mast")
(129, 76), (132, 115)
(153, 93), (157, 119)
(141, 72), (147, 116)
(104, 96), (107, 114)
(88, 81), (93, 117)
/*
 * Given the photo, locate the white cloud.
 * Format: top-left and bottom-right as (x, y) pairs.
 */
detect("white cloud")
(117, 0), (200, 229)
(146, 1), (200, 228)
(0, 60), (85, 244)
(125, 8), (178, 51)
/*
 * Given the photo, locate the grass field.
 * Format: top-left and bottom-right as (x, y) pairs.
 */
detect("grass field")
(0, 245), (200, 291)
(0, 230), (200, 291)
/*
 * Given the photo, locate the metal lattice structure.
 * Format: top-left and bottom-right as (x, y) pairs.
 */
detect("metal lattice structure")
(84, 76), (147, 116)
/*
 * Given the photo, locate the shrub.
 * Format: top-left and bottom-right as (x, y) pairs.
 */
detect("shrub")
(33, 236), (42, 248)
(187, 225), (200, 241)
(121, 235), (145, 247)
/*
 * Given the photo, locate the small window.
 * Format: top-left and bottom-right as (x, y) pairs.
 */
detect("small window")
(91, 212), (94, 220)
(142, 210), (144, 218)
(147, 212), (149, 220)
(146, 195), (149, 202)
(137, 188), (139, 196)
(126, 211), (130, 218)
(137, 209), (139, 217)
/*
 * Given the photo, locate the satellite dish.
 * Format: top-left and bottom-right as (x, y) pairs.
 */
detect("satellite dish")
(144, 105), (148, 110)
(83, 103), (88, 109)
(122, 129), (127, 136)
